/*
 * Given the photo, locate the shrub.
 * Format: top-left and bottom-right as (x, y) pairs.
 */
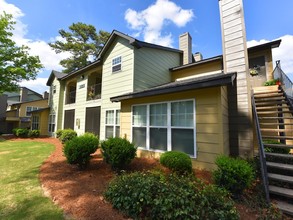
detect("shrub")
(28, 129), (40, 138)
(55, 129), (63, 139)
(264, 79), (280, 86)
(213, 155), (254, 196)
(13, 128), (29, 138)
(263, 139), (291, 154)
(101, 137), (136, 170)
(63, 132), (99, 169)
(105, 172), (239, 219)
(160, 151), (192, 173)
(59, 129), (77, 143)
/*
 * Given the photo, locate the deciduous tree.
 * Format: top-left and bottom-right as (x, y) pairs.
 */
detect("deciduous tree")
(0, 13), (43, 93)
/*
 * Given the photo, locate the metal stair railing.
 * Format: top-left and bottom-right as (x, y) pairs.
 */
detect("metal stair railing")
(251, 92), (270, 204)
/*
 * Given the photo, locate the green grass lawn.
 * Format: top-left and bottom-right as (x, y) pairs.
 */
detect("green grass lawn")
(0, 139), (64, 220)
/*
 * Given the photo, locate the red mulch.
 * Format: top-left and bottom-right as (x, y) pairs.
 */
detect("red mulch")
(3, 136), (289, 220)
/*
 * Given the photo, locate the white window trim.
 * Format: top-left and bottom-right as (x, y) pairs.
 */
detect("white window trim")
(105, 109), (120, 139)
(112, 55), (122, 73)
(48, 114), (56, 133)
(32, 115), (39, 130)
(26, 106), (39, 116)
(131, 99), (196, 158)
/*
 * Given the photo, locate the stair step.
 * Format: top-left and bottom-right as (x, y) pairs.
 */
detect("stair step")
(256, 106), (290, 111)
(264, 143), (293, 149)
(259, 116), (293, 120)
(263, 136), (293, 140)
(269, 185), (293, 198)
(260, 123), (293, 126)
(265, 152), (293, 159)
(256, 101), (288, 106)
(257, 110), (293, 114)
(253, 90), (282, 95)
(275, 200), (293, 216)
(254, 93), (284, 99)
(255, 97), (286, 102)
(268, 173), (293, 184)
(267, 162), (293, 171)
(261, 128), (293, 132)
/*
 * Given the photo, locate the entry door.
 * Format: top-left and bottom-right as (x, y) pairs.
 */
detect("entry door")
(85, 107), (100, 136)
(64, 109), (75, 129)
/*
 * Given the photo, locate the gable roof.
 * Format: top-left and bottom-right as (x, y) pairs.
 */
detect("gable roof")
(111, 72), (236, 102)
(46, 70), (67, 86)
(97, 30), (182, 60)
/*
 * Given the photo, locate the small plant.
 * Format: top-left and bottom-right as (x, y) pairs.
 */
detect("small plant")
(13, 128), (29, 138)
(263, 139), (291, 154)
(264, 79), (280, 86)
(105, 172), (239, 219)
(28, 130), (40, 138)
(59, 129), (77, 143)
(101, 137), (137, 170)
(160, 151), (192, 173)
(63, 132), (99, 169)
(213, 155), (254, 196)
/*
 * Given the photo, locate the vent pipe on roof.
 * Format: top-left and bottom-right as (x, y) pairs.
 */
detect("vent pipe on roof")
(179, 32), (192, 65)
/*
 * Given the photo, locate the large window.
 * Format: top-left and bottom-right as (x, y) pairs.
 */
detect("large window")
(26, 106), (39, 116)
(132, 100), (196, 156)
(105, 109), (120, 138)
(31, 116), (39, 130)
(48, 114), (55, 132)
(112, 56), (121, 73)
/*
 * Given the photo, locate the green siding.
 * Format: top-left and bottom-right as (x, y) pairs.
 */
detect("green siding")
(133, 47), (181, 92)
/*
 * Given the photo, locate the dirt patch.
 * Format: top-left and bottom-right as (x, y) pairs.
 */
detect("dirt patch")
(2, 136), (288, 219)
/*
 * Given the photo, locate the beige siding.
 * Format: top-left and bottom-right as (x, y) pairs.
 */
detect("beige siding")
(133, 47), (181, 91)
(100, 37), (134, 139)
(120, 87), (229, 170)
(32, 109), (49, 136)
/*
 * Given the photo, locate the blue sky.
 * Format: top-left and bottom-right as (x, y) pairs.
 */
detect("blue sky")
(1, 0), (293, 93)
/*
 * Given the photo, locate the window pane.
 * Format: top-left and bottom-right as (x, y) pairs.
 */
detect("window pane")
(172, 129), (194, 155)
(106, 126), (114, 138)
(133, 105), (147, 126)
(150, 103), (167, 126)
(106, 110), (114, 124)
(171, 101), (194, 127)
(150, 128), (167, 151)
(115, 126), (120, 138)
(116, 110), (120, 125)
(132, 127), (146, 148)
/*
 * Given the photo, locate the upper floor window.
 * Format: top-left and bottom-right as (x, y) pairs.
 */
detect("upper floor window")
(112, 56), (121, 73)
(26, 106), (39, 116)
(53, 85), (56, 94)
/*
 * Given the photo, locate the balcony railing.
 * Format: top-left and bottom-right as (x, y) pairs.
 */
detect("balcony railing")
(87, 83), (101, 101)
(66, 90), (76, 104)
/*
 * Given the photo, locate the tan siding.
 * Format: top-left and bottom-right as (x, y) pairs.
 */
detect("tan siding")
(120, 87), (228, 170)
(133, 47), (180, 91)
(100, 37), (134, 139)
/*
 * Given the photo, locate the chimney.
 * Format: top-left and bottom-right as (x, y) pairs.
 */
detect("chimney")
(193, 52), (203, 62)
(219, 0), (253, 157)
(43, 91), (49, 99)
(179, 32), (192, 65)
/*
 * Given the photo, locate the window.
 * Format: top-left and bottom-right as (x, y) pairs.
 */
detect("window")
(132, 100), (196, 156)
(26, 106), (39, 116)
(105, 109), (120, 138)
(112, 56), (121, 73)
(48, 114), (56, 132)
(53, 85), (56, 94)
(32, 116), (39, 130)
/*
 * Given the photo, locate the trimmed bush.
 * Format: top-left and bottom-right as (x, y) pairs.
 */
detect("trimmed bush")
(63, 132), (99, 169)
(55, 129), (63, 139)
(28, 129), (40, 138)
(213, 155), (254, 196)
(160, 151), (192, 173)
(101, 137), (136, 170)
(59, 129), (77, 143)
(13, 128), (29, 138)
(105, 172), (239, 219)
(264, 139), (291, 154)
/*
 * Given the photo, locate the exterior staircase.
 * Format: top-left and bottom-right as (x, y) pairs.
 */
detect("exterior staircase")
(253, 85), (293, 216)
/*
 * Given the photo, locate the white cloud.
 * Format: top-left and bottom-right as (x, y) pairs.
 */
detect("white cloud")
(125, 0), (194, 47)
(0, 0), (70, 85)
(247, 35), (293, 80)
